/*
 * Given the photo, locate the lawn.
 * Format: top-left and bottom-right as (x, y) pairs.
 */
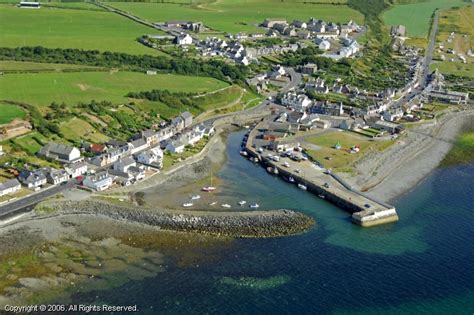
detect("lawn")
(0, 61), (101, 72)
(383, 0), (470, 38)
(0, 71), (229, 109)
(304, 130), (394, 173)
(431, 62), (474, 78)
(0, 103), (26, 124)
(59, 117), (110, 143)
(12, 132), (48, 155)
(109, 0), (363, 34)
(0, 4), (160, 55)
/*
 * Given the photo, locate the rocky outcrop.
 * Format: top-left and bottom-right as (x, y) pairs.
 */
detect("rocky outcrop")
(40, 201), (315, 238)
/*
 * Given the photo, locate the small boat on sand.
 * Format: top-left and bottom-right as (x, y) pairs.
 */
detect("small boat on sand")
(222, 204), (231, 208)
(238, 200), (247, 206)
(183, 203), (193, 208)
(191, 195), (201, 200)
(202, 186), (216, 192)
(250, 203), (259, 209)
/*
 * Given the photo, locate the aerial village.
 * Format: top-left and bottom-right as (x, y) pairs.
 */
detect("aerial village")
(0, 7), (470, 227)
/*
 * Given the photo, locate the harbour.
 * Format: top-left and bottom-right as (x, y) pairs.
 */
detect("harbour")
(242, 121), (399, 227)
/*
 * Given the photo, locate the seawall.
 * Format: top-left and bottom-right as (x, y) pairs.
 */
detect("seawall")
(37, 200), (315, 238)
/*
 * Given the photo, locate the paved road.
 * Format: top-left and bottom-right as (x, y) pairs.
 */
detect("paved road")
(0, 180), (77, 219)
(282, 67), (302, 93)
(390, 10), (439, 109)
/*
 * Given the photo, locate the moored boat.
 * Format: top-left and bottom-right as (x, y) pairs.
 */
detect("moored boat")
(298, 183), (307, 190)
(221, 204), (231, 208)
(183, 203), (193, 207)
(202, 186), (216, 192)
(250, 203), (259, 209)
(238, 200), (247, 206)
(191, 195), (201, 200)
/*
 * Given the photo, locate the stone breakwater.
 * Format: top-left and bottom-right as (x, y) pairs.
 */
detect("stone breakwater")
(41, 201), (315, 238)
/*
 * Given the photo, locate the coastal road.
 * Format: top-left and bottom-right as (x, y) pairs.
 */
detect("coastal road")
(0, 180), (78, 220)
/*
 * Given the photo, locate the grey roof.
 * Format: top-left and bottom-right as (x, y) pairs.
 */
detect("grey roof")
(0, 178), (21, 191)
(18, 169), (46, 184)
(115, 156), (135, 167)
(131, 138), (147, 148)
(39, 142), (76, 157)
(180, 111), (193, 120)
(69, 161), (88, 171)
(44, 167), (68, 178)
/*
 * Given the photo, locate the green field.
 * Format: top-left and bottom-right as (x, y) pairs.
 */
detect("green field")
(431, 62), (474, 78)
(305, 131), (394, 173)
(12, 132), (48, 155)
(383, 0), (469, 38)
(0, 61), (101, 72)
(0, 103), (26, 124)
(109, 0), (363, 34)
(59, 117), (110, 143)
(0, 71), (229, 109)
(0, 4), (160, 54)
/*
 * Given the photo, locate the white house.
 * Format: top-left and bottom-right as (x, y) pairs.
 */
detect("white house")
(83, 172), (113, 191)
(18, 169), (47, 189)
(38, 142), (81, 163)
(281, 92), (312, 112)
(113, 157), (136, 173)
(166, 140), (185, 154)
(136, 147), (163, 167)
(130, 138), (149, 154)
(44, 168), (69, 185)
(319, 40), (331, 51)
(383, 109), (404, 122)
(0, 179), (21, 197)
(65, 161), (88, 178)
(176, 33), (193, 45)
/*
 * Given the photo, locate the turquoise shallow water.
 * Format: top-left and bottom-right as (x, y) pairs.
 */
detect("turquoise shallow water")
(70, 131), (474, 314)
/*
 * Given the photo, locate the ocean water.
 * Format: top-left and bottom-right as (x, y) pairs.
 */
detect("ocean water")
(71, 131), (474, 314)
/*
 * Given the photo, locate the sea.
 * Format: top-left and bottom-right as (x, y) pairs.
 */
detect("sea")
(70, 131), (474, 314)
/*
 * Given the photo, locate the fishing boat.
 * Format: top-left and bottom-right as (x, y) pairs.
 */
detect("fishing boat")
(249, 203), (259, 209)
(221, 204), (231, 208)
(209, 201), (217, 206)
(191, 195), (201, 200)
(238, 200), (247, 206)
(240, 150), (248, 156)
(289, 176), (295, 183)
(183, 203), (193, 207)
(318, 194), (325, 199)
(298, 183), (307, 190)
(283, 162), (290, 167)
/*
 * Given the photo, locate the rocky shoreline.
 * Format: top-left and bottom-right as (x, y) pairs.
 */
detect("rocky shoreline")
(37, 200), (315, 238)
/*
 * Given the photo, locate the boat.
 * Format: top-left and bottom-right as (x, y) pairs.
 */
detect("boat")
(221, 204), (231, 208)
(250, 203), (259, 209)
(240, 150), (248, 156)
(298, 183), (307, 190)
(289, 176), (295, 183)
(202, 186), (216, 192)
(209, 201), (217, 206)
(318, 194), (325, 199)
(191, 195), (201, 200)
(202, 171), (216, 192)
(238, 200), (247, 206)
(283, 162), (290, 168)
(183, 203), (193, 207)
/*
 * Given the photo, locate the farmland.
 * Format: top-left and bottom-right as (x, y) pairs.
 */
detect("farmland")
(383, 0), (469, 39)
(0, 61), (101, 72)
(0, 103), (26, 124)
(108, 0), (363, 34)
(0, 4), (159, 54)
(0, 71), (229, 109)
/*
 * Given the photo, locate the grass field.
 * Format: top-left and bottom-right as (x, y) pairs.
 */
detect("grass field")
(0, 103), (26, 124)
(305, 130), (394, 173)
(12, 132), (48, 155)
(0, 4), (160, 54)
(431, 62), (474, 78)
(59, 117), (110, 143)
(0, 61), (101, 72)
(0, 71), (229, 109)
(383, 0), (469, 38)
(109, 0), (363, 34)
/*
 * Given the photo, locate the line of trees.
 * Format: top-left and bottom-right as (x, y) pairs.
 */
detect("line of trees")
(0, 46), (249, 83)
